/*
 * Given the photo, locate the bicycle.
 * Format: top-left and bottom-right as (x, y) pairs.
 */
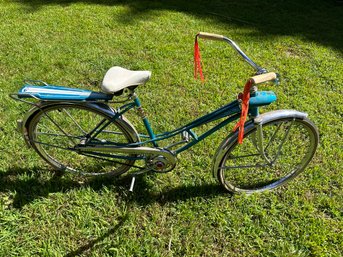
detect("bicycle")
(11, 32), (319, 194)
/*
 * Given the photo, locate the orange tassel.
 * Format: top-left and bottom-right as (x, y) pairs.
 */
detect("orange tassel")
(233, 79), (253, 144)
(194, 36), (204, 81)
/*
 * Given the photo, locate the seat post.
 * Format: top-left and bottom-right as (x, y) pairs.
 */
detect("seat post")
(132, 93), (158, 147)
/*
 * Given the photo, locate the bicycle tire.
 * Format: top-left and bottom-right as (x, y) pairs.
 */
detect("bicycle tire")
(217, 116), (319, 193)
(27, 103), (139, 177)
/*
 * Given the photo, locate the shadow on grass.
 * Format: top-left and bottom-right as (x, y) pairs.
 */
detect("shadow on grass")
(0, 167), (81, 208)
(128, 177), (228, 206)
(59, 179), (225, 256)
(0, 167), (228, 255)
(63, 214), (128, 257)
(0, 166), (227, 209)
(10, 0), (343, 52)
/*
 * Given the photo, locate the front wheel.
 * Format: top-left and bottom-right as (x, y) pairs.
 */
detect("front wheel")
(216, 116), (319, 193)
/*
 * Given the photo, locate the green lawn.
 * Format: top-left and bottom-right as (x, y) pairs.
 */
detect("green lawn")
(0, 0), (342, 256)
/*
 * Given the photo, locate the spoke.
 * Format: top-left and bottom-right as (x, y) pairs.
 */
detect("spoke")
(31, 140), (77, 151)
(41, 110), (78, 145)
(264, 122), (283, 151)
(36, 131), (82, 140)
(256, 123), (272, 164)
(272, 119), (295, 163)
(62, 108), (87, 134)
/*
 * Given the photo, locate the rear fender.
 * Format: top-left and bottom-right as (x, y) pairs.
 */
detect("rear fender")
(18, 102), (139, 148)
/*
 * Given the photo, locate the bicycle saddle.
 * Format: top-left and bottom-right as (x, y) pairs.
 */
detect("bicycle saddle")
(101, 66), (151, 94)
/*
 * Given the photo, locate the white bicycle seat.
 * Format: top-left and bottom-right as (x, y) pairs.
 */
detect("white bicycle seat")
(101, 66), (151, 93)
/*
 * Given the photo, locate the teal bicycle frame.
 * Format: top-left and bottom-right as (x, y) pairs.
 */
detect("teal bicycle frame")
(89, 95), (240, 152)
(84, 90), (276, 158)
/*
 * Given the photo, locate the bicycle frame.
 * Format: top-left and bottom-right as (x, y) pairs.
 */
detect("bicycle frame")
(81, 88), (276, 158)
(84, 92), (242, 156)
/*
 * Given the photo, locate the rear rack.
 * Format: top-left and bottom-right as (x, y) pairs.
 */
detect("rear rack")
(10, 80), (132, 106)
(9, 93), (131, 107)
(23, 79), (50, 86)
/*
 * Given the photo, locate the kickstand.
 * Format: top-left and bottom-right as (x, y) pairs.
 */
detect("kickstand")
(128, 168), (151, 192)
(129, 176), (136, 192)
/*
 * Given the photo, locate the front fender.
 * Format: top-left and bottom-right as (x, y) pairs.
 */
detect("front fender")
(253, 109), (307, 125)
(212, 109), (308, 178)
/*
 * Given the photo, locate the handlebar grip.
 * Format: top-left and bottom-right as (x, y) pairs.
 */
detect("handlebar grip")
(197, 32), (224, 41)
(250, 72), (277, 84)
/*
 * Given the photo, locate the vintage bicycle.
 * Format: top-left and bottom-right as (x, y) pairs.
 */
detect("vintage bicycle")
(11, 32), (319, 193)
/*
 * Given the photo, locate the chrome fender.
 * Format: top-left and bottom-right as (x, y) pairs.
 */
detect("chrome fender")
(18, 102), (140, 148)
(212, 109), (308, 177)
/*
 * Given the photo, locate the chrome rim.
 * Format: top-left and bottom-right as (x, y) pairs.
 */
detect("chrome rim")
(219, 118), (318, 193)
(29, 104), (137, 176)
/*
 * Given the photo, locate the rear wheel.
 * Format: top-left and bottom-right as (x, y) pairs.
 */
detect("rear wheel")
(27, 104), (139, 177)
(217, 117), (319, 193)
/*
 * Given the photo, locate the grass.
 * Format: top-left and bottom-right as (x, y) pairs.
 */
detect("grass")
(0, 0), (342, 256)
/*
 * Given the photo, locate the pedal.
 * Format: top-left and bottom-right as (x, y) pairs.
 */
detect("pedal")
(129, 176), (136, 192)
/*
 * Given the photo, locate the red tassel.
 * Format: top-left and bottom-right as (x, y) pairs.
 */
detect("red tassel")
(194, 36), (204, 81)
(233, 79), (253, 144)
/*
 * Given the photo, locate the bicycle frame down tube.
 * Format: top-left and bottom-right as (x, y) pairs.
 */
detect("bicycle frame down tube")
(174, 112), (241, 154)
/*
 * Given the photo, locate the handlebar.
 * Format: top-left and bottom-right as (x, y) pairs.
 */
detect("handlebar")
(197, 32), (224, 41)
(197, 32), (265, 74)
(250, 72), (278, 84)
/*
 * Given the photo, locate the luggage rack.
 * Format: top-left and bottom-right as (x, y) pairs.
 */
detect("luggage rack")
(9, 80), (132, 107)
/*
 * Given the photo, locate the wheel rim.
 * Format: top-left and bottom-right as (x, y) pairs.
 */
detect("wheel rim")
(29, 104), (136, 176)
(219, 118), (317, 193)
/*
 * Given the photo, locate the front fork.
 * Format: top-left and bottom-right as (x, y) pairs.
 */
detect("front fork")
(249, 89), (272, 165)
(249, 108), (272, 164)
(252, 111), (295, 166)
(253, 123), (272, 164)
